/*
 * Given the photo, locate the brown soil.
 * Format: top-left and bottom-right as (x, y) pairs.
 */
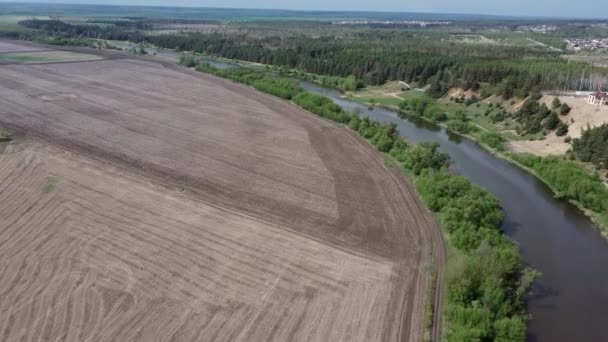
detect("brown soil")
(0, 41), (441, 341)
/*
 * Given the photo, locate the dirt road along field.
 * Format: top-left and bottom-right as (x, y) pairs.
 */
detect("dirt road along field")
(0, 40), (441, 342)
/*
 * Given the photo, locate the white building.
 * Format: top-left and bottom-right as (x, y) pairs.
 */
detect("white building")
(587, 92), (608, 106)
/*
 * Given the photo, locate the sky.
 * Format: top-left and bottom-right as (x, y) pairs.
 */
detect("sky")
(2, 0), (608, 19)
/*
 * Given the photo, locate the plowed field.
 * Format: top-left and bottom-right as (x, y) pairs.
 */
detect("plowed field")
(0, 40), (440, 342)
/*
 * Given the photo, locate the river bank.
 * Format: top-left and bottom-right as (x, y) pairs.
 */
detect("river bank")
(338, 95), (608, 237)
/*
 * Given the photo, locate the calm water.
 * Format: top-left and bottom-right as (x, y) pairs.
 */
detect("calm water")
(298, 81), (608, 342)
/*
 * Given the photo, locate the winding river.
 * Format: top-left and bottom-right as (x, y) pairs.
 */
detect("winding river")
(297, 81), (608, 342)
(199, 56), (608, 341)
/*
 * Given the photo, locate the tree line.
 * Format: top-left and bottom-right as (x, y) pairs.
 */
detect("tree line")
(146, 31), (608, 94)
(16, 19), (608, 95)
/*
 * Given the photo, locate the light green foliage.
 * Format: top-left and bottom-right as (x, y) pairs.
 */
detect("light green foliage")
(510, 153), (608, 213)
(42, 178), (59, 193)
(178, 54), (197, 67)
(197, 63), (302, 100)
(293, 92), (352, 123)
(402, 142), (449, 175)
(480, 132), (505, 151)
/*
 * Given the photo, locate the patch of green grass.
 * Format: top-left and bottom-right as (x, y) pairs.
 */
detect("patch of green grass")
(0, 128), (11, 143)
(42, 178), (59, 193)
(0, 15), (42, 32)
(0, 54), (52, 63)
(349, 89), (427, 108)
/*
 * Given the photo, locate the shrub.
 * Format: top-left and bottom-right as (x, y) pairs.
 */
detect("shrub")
(402, 142), (449, 175)
(448, 119), (477, 135)
(560, 103), (572, 115)
(556, 122), (569, 136)
(481, 132), (505, 151)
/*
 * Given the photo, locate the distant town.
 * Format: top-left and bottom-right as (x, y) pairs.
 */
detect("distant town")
(567, 37), (608, 50)
(331, 20), (451, 27)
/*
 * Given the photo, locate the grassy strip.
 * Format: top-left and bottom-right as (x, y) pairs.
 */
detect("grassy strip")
(508, 153), (608, 234)
(193, 62), (533, 341)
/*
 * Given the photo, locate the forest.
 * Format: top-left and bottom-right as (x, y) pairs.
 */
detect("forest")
(148, 31), (608, 93)
(11, 19), (608, 97)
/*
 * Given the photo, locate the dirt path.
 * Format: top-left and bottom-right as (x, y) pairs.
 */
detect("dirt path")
(0, 40), (444, 341)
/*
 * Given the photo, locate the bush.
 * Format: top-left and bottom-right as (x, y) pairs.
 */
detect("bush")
(560, 103), (572, 115)
(448, 119), (477, 135)
(179, 55), (197, 67)
(481, 132), (505, 151)
(401, 142), (449, 175)
(293, 92), (351, 123)
(556, 122), (569, 136)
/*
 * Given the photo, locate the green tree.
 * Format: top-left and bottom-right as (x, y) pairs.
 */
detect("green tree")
(403, 142), (449, 175)
(556, 122), (569, 136)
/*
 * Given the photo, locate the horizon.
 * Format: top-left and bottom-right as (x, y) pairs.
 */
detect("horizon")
(1, 0), (608, 20)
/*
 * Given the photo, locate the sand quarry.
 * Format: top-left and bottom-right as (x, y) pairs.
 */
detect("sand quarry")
(0, 40), (440, 342)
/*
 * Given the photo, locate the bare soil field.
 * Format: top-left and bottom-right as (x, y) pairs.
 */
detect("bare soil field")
(0, 41), (439, 342)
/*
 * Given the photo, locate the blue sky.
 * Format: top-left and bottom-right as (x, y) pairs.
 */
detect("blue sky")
(2, 0), (607, 18)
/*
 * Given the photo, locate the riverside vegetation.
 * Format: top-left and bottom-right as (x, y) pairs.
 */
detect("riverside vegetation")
(193, 61), (534, 341)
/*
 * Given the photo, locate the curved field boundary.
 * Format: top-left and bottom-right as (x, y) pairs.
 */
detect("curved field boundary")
(0, 40), (443, 342)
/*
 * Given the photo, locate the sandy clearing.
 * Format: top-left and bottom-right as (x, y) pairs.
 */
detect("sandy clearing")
(0, 41), (439, 341)
(509, 95), (608, 156)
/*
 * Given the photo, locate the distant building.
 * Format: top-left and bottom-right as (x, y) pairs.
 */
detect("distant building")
(587, 92), (608, 106)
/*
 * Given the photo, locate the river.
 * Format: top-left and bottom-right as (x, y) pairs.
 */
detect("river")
(187, 56), (608, 341)
(298, 81), (608, 342)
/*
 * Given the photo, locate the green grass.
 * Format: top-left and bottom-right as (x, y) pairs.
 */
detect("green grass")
(0, 53), (53, 63)
(0, 15), (45, 32)
(0, 51), (101, 63)
(349, 88), (427, 107)
(42, 178), (59, 194)
(0, 128), (11, 143)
